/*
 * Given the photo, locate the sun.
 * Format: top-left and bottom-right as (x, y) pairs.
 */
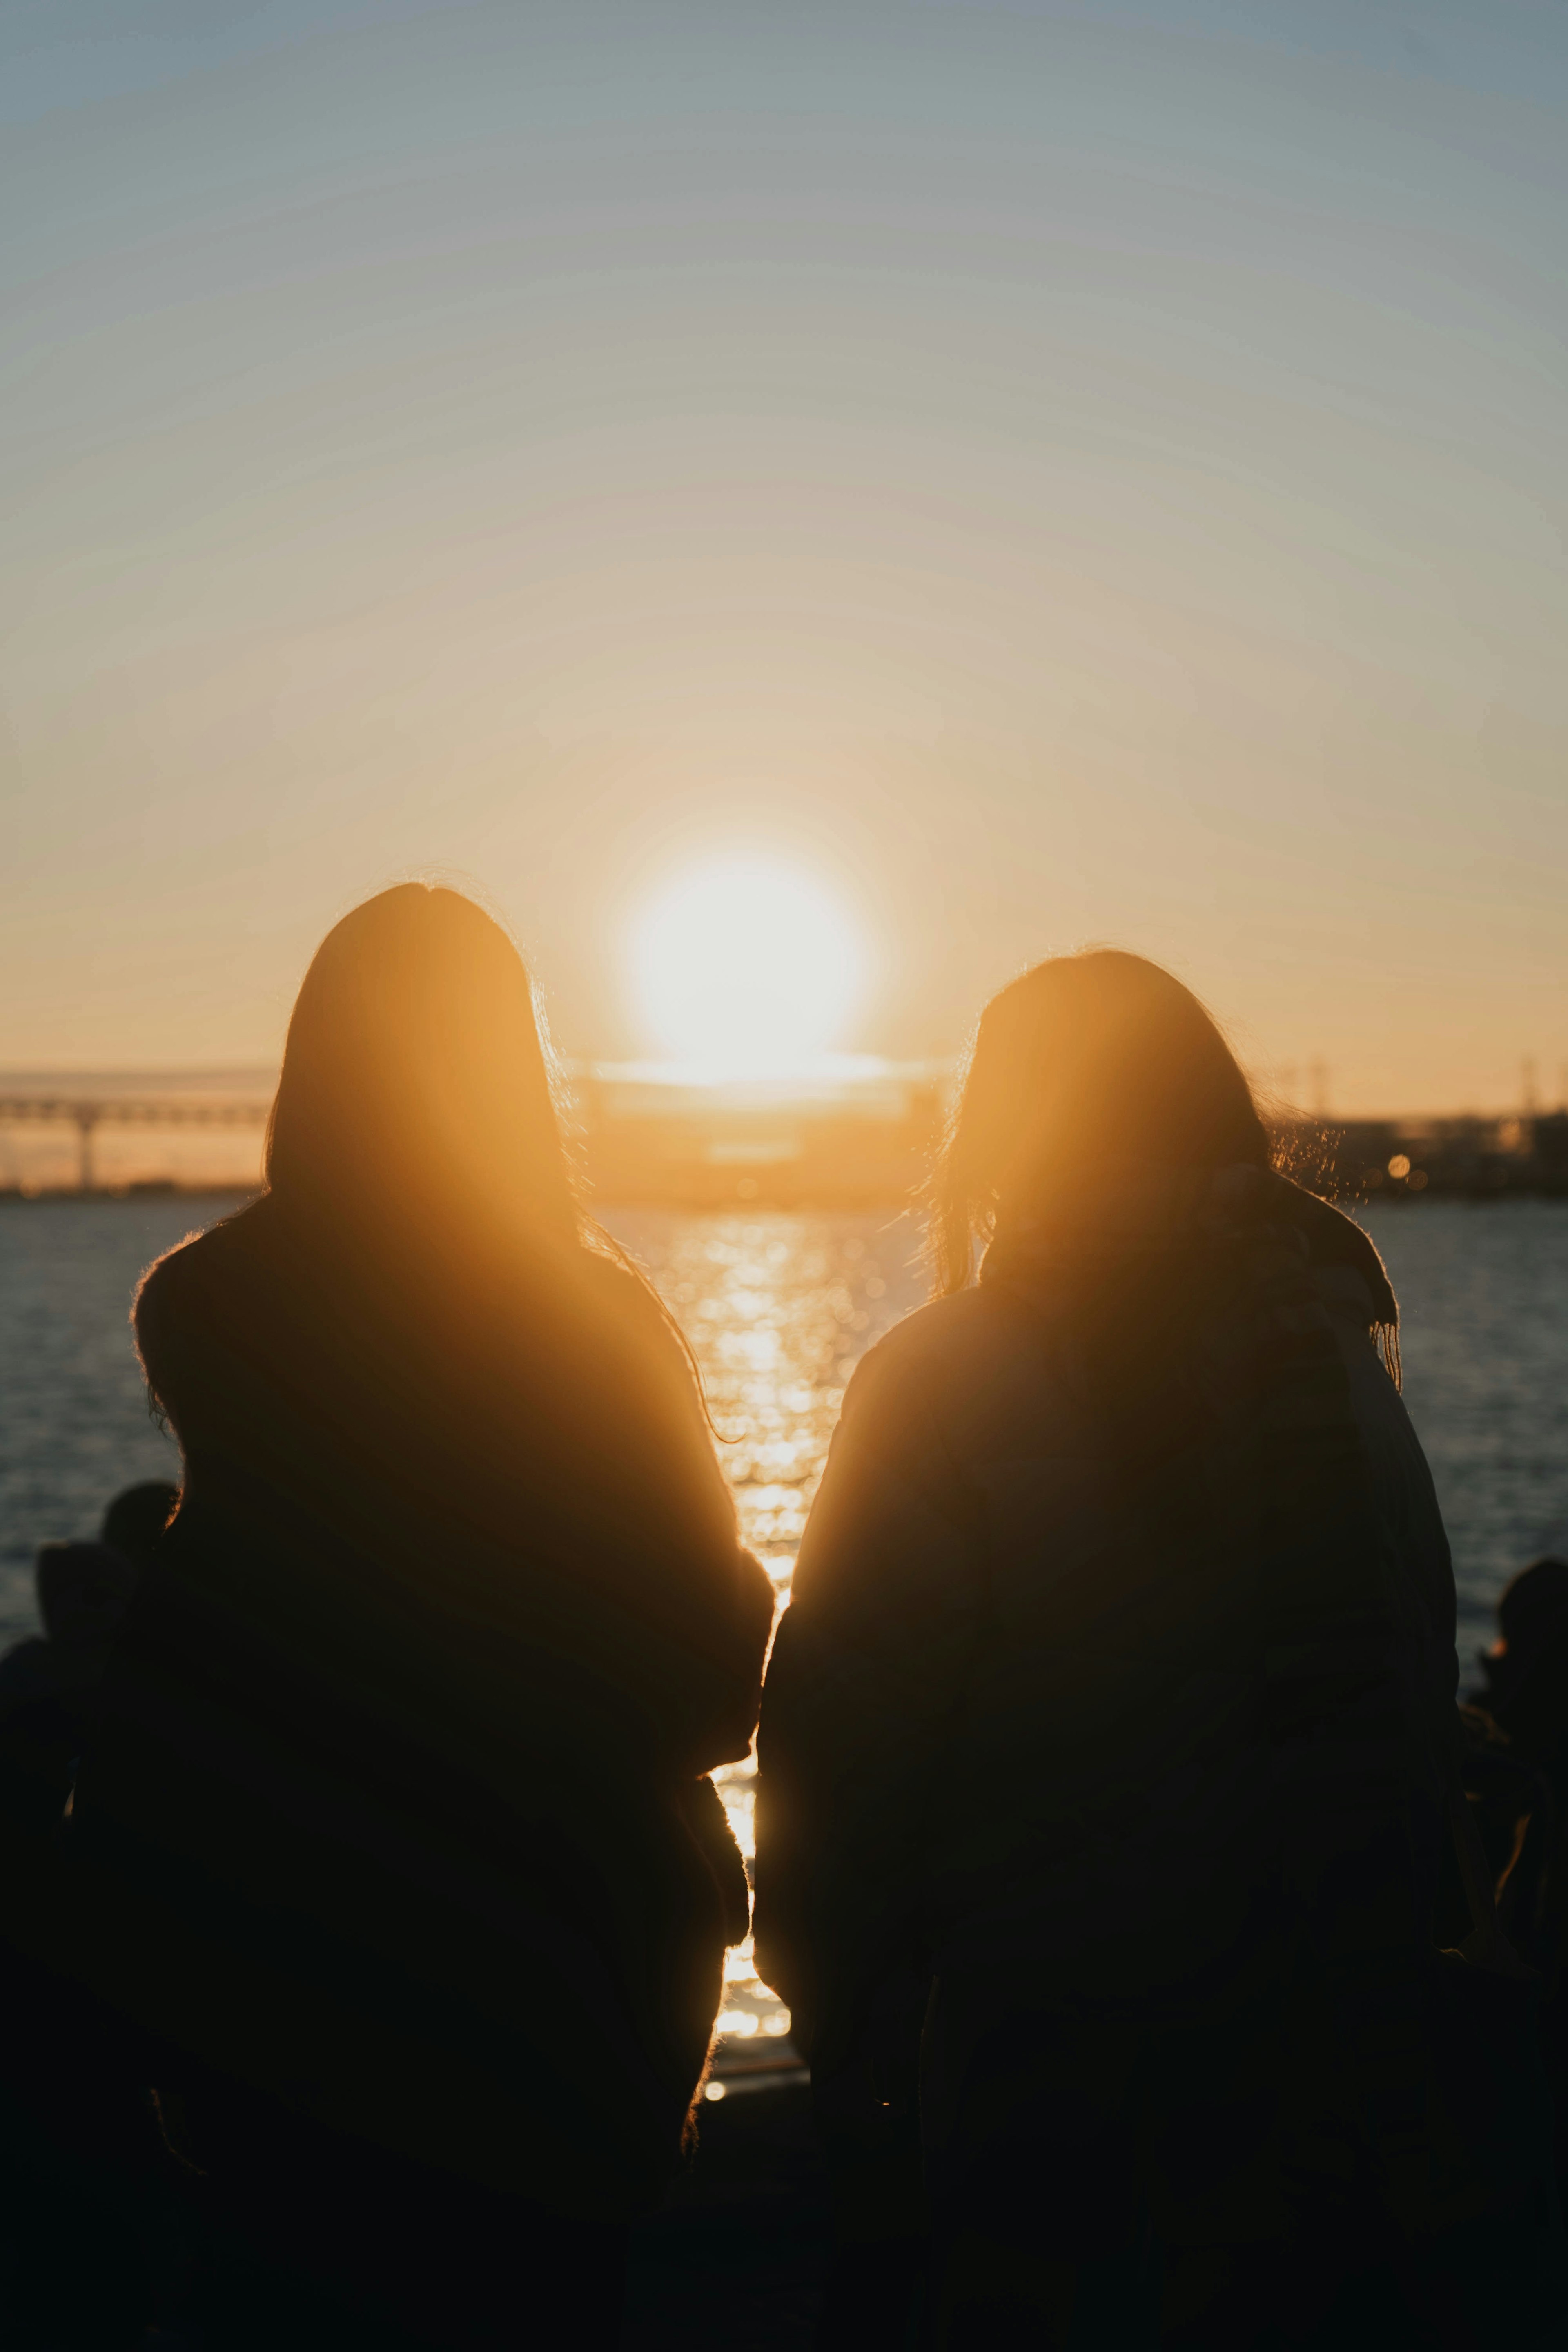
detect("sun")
(630, 858), (866, 1079)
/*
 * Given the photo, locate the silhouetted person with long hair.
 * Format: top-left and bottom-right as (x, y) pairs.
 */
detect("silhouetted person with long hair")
(755, 951), (1560, 2349)
(56, 885), (772, 2349)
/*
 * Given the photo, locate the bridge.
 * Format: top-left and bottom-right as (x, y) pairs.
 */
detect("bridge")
(0, 1095), (271, 1191)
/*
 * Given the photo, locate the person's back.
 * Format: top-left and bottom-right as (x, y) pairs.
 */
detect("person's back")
(755, 951), (1560, 2351)
(47, 886), (773, 2349)
(108, 1208), (758, 2173)
(764, 1181), (1451, 1989)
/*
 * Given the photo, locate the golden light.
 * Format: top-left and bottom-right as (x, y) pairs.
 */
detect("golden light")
(630, 858), (866, 1079)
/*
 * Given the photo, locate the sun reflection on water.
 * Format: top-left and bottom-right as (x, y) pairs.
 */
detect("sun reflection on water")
(602, 1208), (924, 2081)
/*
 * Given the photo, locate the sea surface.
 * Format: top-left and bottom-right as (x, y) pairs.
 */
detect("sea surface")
(2, 1194), (1566, 2066)
(6, 1192), (1565, 1648)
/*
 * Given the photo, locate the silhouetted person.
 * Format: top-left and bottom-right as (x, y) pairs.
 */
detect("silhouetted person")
(1478, 1559), (1568, 1739)
(0, 1482), (173, 1852)
(0, 1486), (174, 1845)
(0, 1530), (171, 2345)
(1457, 1559), (1568, 1981)
(0, 1542), (138, 1841)
(99, 1478), (180, 1574)
(41, 885), (772, 2350)
(756, 951), (1561, 2350)
(1474, 1561), (1568, 2195)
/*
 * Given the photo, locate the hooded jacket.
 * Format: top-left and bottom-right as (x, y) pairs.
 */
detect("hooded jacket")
(755, 1172), (1465, 2236)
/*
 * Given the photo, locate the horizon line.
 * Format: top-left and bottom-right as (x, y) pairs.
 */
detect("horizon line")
(0, 1060), (1557, 1127)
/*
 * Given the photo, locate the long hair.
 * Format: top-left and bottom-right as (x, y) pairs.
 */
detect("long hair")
(928, 949), (1270, 1294)
(266, 884), (581, 1257)
(253, 885), (726, 1563)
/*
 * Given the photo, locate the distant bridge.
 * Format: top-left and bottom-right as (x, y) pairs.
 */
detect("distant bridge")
(0, 1096), (271, 1190)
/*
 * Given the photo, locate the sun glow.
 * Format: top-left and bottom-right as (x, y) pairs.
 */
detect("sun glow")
(630, 858), (866, 1080)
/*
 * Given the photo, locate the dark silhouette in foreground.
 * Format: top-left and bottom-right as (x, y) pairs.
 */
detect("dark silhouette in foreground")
(0, 1489), (176, 2349)
(99, 1479), (181, 1575)
(0, 1481), (177, 1841)
(16, 886), (772, 2349)
(0, 1483), (176, 1848)
(0, 1541), (137, 1840)
(1470, 1559), (1568, 2198)
(757, 949), (1565, 2349)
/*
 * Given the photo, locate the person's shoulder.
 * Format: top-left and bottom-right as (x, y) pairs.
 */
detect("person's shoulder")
(1276, 1178), (1396, 1328)
(844, 1287), (1015, 1407)
(572, 1241), (705, 1395)
(134, 1231), (199, 1341)
(1312, 1259), (1378, 1325)
(575, 1239), (672, 1334)
(862, 1285), (995, 1363)
(134, 1199), (270, 1344)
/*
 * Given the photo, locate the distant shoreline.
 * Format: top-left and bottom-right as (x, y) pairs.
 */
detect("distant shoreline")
(0, 1183), (260, 1206)
(6, 1180), (1568, 1212)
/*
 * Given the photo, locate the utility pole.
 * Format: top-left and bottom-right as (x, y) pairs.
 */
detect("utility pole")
(1309, 1059), (1328, 1120)
(1522, 1057), (1539, 1116)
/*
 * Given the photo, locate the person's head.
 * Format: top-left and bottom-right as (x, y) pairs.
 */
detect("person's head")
(1479, 1558), (1568, 1727)
(36, 1541), (138, 1651)
(929, 949), (1270, 1293)
(265, 884), (579, 1261)
(1495, 1559), (1568, 1665)
(100, 1480), (179, 1571)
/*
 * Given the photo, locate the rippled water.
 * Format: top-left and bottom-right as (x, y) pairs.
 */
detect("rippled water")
(1360, 1199), (1568, 1667)
(2, 1195), (1566, 2071)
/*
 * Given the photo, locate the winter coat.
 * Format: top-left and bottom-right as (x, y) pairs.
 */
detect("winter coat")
(755, 1168), (1472, 2243)
(52, 1198), (771, 2220)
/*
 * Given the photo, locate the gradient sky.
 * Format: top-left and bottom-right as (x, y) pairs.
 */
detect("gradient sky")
(3, 0), (1565, 1111)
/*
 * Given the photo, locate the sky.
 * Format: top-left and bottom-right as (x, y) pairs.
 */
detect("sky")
(2, 0), (1565, 1113)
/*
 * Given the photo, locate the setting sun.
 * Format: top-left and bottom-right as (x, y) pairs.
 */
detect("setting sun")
(629, 858), (866, 1080)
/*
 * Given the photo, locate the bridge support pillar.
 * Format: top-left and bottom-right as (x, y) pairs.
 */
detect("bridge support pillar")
(74, 1107), (99, 1193)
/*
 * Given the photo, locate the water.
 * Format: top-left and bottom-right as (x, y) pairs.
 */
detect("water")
(0, 1198), (926, 1641)
(3, 1194), (1566, 2055)
(6, 1194), (1563, 1647)
(0, 1193), (926, 2078)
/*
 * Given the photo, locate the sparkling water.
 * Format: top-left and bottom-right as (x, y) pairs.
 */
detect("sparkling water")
(3, 1193), (1564, 1662)
(4, 1191), (1564, 2071)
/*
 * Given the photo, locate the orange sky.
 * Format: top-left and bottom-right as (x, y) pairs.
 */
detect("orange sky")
(2, 2), (1565, 1115)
